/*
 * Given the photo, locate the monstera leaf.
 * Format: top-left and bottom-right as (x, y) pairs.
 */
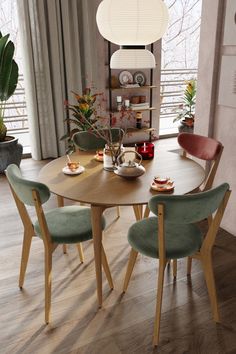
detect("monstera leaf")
(0, 32), (19, 102)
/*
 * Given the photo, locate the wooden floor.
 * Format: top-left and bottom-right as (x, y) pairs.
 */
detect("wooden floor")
(1, 152), (236, 354)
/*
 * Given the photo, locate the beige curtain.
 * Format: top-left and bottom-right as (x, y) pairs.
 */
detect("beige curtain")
(17, 0), (104, 159)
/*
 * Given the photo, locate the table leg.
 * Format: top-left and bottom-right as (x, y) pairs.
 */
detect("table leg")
(91, 205), (105, 308)
(133, 204), (144, 221)
(57, 196), (68, 254)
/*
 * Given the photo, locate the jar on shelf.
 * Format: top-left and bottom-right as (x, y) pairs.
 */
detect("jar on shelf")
(124, 99), (130, 110)
(116, 96), (122, 111)
(136, 112), (142, 129)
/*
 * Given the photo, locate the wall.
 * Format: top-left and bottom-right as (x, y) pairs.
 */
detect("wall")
(195, 0), (236, 235)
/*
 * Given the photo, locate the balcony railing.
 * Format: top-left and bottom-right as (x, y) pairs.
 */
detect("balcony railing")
(159, 68), (198, 136)
(3, 70), (197, 153)
(3, 74), (30, 154)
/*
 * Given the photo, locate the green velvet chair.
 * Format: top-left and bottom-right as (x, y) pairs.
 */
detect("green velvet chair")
(6, 164), (113, 324)
(72, 127), (124, 151)
(123, 183), (231, 346)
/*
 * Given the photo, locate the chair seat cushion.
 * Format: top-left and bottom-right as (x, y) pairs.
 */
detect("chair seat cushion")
(34, 206), (106, 244)
(128, 217), (203, 259)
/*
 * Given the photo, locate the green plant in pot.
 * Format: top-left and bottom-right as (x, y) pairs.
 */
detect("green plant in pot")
(0, 32), (22, 173)
(173, 79), (196, 133)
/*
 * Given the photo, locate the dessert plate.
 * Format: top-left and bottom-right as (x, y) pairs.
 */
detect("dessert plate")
(62, 165), (85, 175)
(150, 180), (174, 192)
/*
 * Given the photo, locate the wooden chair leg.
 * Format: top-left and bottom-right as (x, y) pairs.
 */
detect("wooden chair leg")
(57, 196), (68, 255)
(123, 248), (138, 292)
(173, 259), (177, 279)
(101, 245), (114, 289)
(116, 206), (120, 218)
(77, 243), (84, 263)
(19, 230), (33, 288)
(207, 215), (213, 227)
(153, 261), (166, 347)
(144, 205), (150, 218)
(139, 205), (143, 218)
(45, 247), (52, 324)
(201, 255), (220, 322)
(187, 257), (192, 275)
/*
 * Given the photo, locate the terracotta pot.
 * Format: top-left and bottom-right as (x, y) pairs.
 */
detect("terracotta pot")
(130, 96), (140, 104)
(178, 121), (194, 134)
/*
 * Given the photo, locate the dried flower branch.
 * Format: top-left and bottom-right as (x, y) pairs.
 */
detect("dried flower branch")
(61, 87), (135, 155)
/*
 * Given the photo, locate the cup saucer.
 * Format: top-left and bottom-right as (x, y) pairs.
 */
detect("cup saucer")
(150, 180), (174, 192)
(62, 165), (85, 175)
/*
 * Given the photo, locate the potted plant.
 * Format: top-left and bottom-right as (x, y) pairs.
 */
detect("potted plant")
(61, 88), (134, 162)
(61, 88), (104, 154)
(173, 79), (196, 133)
(0, 32), (22, 173)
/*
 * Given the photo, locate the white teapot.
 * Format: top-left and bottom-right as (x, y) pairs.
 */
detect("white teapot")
(115, 150), (146, 178)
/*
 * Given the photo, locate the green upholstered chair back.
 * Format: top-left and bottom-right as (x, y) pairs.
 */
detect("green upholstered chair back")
(148, 183), (229, 224)
(72, 128), (124, 151)
(6, 164), (50, 206)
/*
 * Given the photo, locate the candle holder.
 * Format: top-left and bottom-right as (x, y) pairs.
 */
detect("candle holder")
(136, 142), (154, 160)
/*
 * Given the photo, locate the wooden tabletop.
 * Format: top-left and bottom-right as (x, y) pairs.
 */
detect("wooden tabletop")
(38, 149), (205, 206)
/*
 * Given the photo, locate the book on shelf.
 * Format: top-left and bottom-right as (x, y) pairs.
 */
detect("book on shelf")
(120, 84), (140, 88)
(130, 103), (150, 110)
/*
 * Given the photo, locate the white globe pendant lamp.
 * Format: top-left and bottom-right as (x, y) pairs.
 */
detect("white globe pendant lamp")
(96, 0), (169, 69)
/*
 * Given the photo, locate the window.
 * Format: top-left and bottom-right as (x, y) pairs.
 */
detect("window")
(0, 0), (30, 154)
(160, 0), (202, 136)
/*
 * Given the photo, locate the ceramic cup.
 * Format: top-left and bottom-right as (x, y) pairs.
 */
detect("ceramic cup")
(67, 162), (79, 172)
(153, 177), (168, 185)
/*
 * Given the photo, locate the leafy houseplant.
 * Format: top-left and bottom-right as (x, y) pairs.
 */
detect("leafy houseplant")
(62, 88), (103, 153)
(0, 32), (19, 141)
(0, 32), (22, 173)
(173, 79), (196, 131)
(62, 88), (135, 158)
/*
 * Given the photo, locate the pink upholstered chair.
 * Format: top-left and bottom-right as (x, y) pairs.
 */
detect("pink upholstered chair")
(172, 133), (224, 277)
(177, 132), (224, 192)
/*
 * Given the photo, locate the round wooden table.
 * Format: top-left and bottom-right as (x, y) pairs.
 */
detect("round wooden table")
(39, 149), (205, 306)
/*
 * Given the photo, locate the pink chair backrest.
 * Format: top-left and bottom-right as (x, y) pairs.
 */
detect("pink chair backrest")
(178, 133), (223, 161)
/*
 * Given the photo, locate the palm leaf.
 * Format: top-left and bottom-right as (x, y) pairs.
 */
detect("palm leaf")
(0, 39), (18, 102)
(0, 34), (9, 66)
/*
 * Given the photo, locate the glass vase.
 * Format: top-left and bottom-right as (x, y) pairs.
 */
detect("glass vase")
(103, 143), (124, 171)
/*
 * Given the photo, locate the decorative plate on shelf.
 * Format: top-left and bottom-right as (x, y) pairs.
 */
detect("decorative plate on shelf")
(133, 71), (146, 86)
(62, 165), (85, 175)
(119, 71), (133, 85)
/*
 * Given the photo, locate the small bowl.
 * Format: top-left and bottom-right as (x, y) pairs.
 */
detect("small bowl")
(67, 162), (80, 172)
(139, 95), (146, 103)
(96, 150), (104, 157)
(153, 177), (168, 185)
(131, 96), (140, 104)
